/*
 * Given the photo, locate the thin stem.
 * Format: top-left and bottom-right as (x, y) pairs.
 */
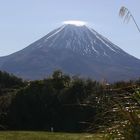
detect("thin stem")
(119, 7), (140, 33)
(130, 14), (140, 33)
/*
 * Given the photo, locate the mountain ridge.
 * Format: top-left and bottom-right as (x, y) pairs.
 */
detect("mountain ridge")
(0, 24), (140, 82)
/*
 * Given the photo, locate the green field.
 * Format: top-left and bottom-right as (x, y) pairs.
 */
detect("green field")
(0, 131), (104, 140)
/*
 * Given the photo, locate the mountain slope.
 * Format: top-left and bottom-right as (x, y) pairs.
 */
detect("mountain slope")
(0, 24), (140, 82)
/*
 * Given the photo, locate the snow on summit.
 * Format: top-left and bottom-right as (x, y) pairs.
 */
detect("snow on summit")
(41, 23), (123, 57)
(63, 20), (87, 26)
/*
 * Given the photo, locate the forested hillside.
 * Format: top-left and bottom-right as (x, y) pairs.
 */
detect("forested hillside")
(0, 70), (140, 139)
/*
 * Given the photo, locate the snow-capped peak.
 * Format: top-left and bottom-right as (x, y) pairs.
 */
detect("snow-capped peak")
(1, 22), (140, 82)
(33, 24), (126, 58)
(62, 20), (87, 26)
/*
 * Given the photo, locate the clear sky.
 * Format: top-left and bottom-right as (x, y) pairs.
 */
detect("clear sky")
(0, 0), (140, 58)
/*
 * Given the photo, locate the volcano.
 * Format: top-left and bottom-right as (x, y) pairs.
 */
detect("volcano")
(0, 23), (140, 82)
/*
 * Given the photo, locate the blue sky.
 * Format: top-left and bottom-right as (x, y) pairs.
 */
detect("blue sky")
(0, 0), (140, 58)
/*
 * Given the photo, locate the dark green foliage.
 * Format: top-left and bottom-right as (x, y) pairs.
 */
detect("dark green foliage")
(0, 71), (27, 129)
(8, 71), (98, 132)
(9, 82), (60, 130)
(0, 70), (140, 136)
(0, 71), (25, 89)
